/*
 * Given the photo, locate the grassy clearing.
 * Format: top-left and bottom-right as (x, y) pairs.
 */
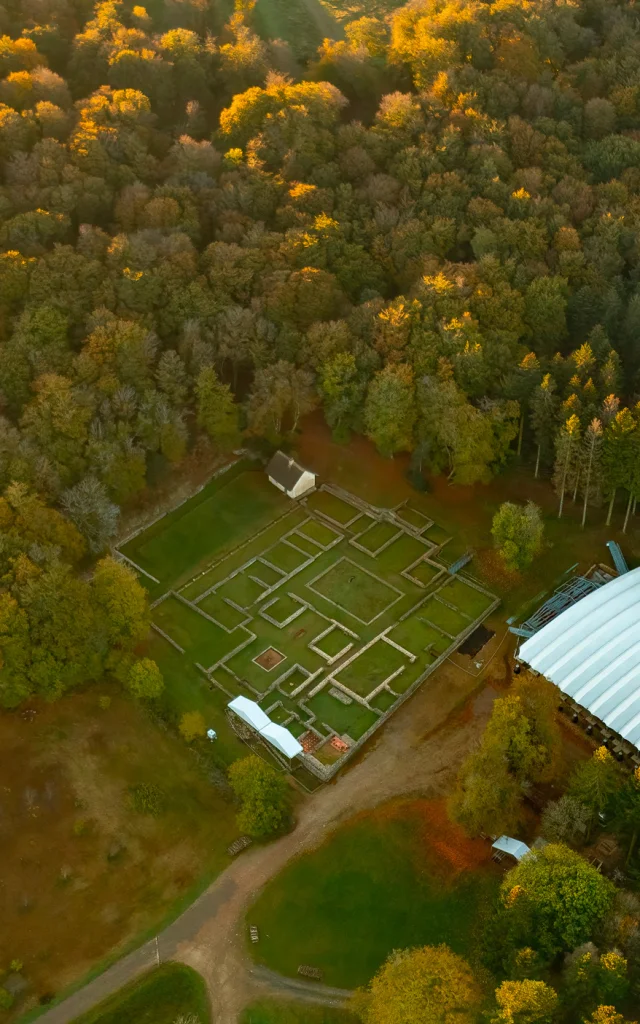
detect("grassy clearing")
(248, 801), (499, 988)
(152, 596), (241, 665)
(263, 593), (303, 624)
(148, 631), (247, 765)
(377, 533), (428, 574)
(422, 598), (471, 637)
(121, 465), (290, 592)
(217, 571), (266, 610)
(225, 609), (329, 691)
(265, 541), (309, 574)
(304, 688), (379, 739)
(424, 523), (451, 546)
(181, 508), (307, 602)
(288, 531), (320, 556)
(387, 614), (446, 658)
(350, 513), (376, 536)
(408, 560), (442, 586)
(197, 593), (247, 630)
(443, 578), (495, 618)
(71, 963), (210, 1024)
(308, 559), (398, 623)
(251, 0), (341, 61)
(279, 667), (309, 694)
(296, 518), (340, 547)
(307, 490), (359, 525)
(334, 641), (407, 697)
(314, 627), (352, 658)
(356, 520), (399, 552)
(240, 999), (357, 1024)
(396, 506), (430, 530)
(251, 560), (283, 587)
(0, 691), (237, 1008)
(370, 689), (397, 712)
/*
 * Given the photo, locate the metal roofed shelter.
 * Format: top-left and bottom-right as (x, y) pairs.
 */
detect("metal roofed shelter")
(492, 836), (531, 861)
(228, 696), (303, 759)
(519, 566), (640, 750)
(267, 451), (316, 499)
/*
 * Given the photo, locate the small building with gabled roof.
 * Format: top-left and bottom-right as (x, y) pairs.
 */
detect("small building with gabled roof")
(267, 451), (316, 499)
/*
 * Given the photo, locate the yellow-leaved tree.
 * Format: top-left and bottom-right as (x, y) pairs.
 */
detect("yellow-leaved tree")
(350, 944), (481, 1024)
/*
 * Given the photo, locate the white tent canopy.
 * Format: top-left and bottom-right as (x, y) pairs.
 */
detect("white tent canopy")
(261, 722), (303, 759)
(492, 836), (530, 861)
(519, 566), (640, 749)
(228, 696), (270, 733)
(228, 696), (303, 759)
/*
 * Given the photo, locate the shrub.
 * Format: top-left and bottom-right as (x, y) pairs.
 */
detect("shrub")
(179, 710), (206, 743)
(129, 782), (166, 816)
(0, 988), (13, 1010)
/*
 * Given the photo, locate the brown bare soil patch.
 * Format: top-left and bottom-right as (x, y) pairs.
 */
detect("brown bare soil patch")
(255, 648), (286, 671)
(0, 690), (236, 1013)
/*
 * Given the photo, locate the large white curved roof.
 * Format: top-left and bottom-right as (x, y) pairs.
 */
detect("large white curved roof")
(519, 566), (640, 749)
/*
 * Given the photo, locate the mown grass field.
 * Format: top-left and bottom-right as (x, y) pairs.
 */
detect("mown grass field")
(241, 1000), (357, 1024)
(120, 461), (291, 596)
(247, 802), (500, 988)
(71, 964), (210, 1024)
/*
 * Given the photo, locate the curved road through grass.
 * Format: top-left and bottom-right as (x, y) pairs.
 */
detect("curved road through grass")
(34, 654), (504, 1024)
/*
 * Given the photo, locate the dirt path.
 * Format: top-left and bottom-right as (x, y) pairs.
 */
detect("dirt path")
(35, 652), (505, 1024)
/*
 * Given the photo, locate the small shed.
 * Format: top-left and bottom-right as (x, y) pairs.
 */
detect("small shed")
(267, 451), (316, 499)
(491, 836), (531, 862)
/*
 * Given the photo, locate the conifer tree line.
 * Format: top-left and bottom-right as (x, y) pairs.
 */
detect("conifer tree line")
(3, 0), (640, 700)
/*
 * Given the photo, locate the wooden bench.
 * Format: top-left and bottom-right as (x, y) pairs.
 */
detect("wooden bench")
(227, 836), (252, 857)
(298, 965), (323, 980)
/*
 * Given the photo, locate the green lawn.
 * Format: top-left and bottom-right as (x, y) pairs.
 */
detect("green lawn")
(149, 631), (247, 766)
(241, 1000), (358, 1024)
(121, 464), (290, 593)
(387, 614), (447, 658)
(217, 570), (266, 610)
(314, 627), (352, 658)
(334, 641), (407, 697)
(263, 593), (303, 624)
(197, 592), (248, 630)
(408, 560), (443, 586)
(152, 596), (243, 666)
(370, 689), (397, 711)
(265, 540), (309, 574)
(71, 964), (210, 1024)
(307, 490), (359, 525)
(251, 0), (342, 60)
(308, 559), (400, 624)
(421, 597), (471, 637)
(443, 578), (495, 618)
(248, 805), (499, 988)
(182, 508), (307, 602)
(296, 519), (340, 547)
(304, 688), (379, 739)
(356, 521), (399, 552)
(397, 506), (430, 530)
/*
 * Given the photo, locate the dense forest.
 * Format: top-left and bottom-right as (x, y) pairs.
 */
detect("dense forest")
(2, 0), (640, 704)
